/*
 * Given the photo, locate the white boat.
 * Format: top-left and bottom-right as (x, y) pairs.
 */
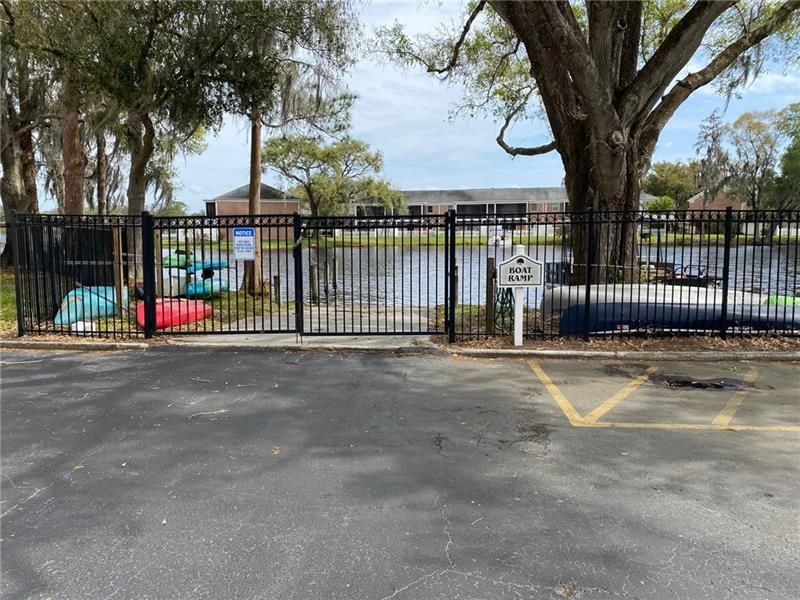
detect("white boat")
(540, 284), (766, 315)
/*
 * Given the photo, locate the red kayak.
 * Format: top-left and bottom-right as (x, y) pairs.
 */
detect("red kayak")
(136, 299), (213, 329)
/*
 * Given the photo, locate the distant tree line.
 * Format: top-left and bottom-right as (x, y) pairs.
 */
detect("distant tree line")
(643, 103), (800, 212)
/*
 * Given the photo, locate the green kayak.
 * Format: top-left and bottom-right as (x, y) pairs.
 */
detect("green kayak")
(766, 295), (800, 306)
(162, 251), (193, 268)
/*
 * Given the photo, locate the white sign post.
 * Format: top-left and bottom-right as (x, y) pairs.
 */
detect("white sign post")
(233, 227), (256, 261)
(497, 244), (544, 347)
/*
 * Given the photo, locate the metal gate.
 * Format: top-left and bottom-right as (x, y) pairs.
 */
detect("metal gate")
(298, 214), (450, 335)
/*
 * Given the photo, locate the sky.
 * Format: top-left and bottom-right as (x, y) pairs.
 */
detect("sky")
(172, 1), (800, 213)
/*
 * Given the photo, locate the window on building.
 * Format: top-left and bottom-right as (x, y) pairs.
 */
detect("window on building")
(495, 203), (526, 215)
(408, 205), (422, 216)
(206, 203), (216, 217)
(456, 203), (488, 216)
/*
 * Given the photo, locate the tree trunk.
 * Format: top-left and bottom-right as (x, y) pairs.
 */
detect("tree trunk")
(245, 105), (264, 296)
(0, 144), (24, 266)
(563, 130), (640, 284)
(125, 112), (156, 215)
(61, 79), (86, 215)
(96, 134), (107, 215)
(17, 55), (38, 215)
(125, 111), (155, 278)
(1, 61), (25, 267)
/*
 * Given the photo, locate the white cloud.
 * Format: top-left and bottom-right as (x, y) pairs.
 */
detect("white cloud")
(178, 2), (797, 210)
(742, 71), (800, 95)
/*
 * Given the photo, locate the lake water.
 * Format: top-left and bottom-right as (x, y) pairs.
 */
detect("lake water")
(206, 243), (799, 307)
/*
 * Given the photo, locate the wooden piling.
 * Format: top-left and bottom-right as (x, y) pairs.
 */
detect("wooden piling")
(154, 229), (163, 298)
(112, 228), (125, 311)
(310, 263), (319, 304)
(454, 265), (459, 307)
(272, 275), (280, 306)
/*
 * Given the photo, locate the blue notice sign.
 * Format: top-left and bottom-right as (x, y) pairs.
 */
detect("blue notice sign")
(233, 227), (256, 260)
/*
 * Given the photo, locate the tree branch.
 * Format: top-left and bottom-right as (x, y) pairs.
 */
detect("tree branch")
(495, 102), (557, 157)
(536, 1), (609, 115)
(638, 0), (800, 170)
(618, 1), (642, 88)
(427, 0), (486, 75)
(588, 1), (627, 91)
(619, 0), (735, 125)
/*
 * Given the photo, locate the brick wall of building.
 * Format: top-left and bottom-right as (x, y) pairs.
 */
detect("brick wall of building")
(213, 200), (300, 240)
(214, 200), (300, 216)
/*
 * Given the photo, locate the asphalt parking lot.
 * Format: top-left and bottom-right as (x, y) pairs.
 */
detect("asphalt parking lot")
(2, 349), (799, 599)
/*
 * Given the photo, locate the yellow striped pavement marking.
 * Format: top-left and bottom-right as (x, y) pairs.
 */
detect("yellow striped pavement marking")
(712, 366), (760, 427)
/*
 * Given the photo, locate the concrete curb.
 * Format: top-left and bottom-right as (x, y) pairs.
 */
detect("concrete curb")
(448, 348), (800, 362)
(2, 339), (797, 362)
(0, 340), (149, 352)
(165, 340), (445, 355)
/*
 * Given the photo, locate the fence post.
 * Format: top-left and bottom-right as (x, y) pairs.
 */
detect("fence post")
(9, 210), (25, 337)
(443, 212), (449, 335)
(720, 207), (733, 339)
(486, 256), (495, 335)
(292, 214), (304, 335)
(582, 208), (595, 342)
(447, 209), (457, 343)
(141, 211), (156, 339)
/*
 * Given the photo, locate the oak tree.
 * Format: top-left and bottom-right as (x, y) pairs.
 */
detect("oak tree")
(262, 135), (404, 217)
(380, 0), (800, 280)
(643, 160), (701, 209)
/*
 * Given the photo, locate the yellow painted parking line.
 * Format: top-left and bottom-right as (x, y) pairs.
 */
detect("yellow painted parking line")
(712, 366), (759, 427)
(583, 366), (658, 423)
(527, 360), (585, 426)
(574, 421), (800, 432)
(528, 361), (799, 433)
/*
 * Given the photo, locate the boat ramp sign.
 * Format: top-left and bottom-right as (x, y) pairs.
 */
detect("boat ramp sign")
(233, 227), (256, 260)
(498, 253), (543, 288)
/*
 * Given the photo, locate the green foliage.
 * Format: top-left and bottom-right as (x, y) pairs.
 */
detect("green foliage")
(146, 129), (208, 213)
(695, 111), (733, 206)
(643, 161), (701, 209)
(0, 271), (19, 334)
(10, 0), (358, 214)
(263, 135), (404, 217)
(777, 102), (800, 138)
(769, 128), (800, 210)
(695, 106), (800, 210)
(377, 8), (541, 125)
(152, 200), (190, 217)
(640, 1), (693, 61)
(726, 110), (784, 209)
(644, 195), (676, 211)
(702, 2), (800, 99)
(219, 1), (357, 125)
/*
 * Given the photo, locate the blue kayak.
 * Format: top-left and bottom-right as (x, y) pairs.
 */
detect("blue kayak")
(185, 278), (230, 298)
(53, 286), (129, 326)
(186, 259), (229, 274)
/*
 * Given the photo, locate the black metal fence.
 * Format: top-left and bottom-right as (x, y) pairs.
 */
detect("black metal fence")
(452, 209), (799, 340)
(12, 213), (145, 338)
(10, 209), (800, 341)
